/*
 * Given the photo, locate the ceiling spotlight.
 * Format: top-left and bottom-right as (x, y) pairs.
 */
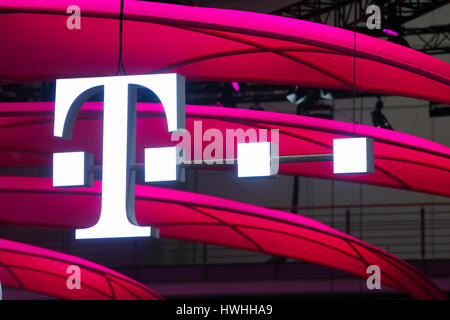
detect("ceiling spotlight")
(286, 87), (307, 105)
(286, 92), (296, 104)
(371, 97), (393, 130)
(320, 89), (334, 100)
(286, 94), (307, 105)
(287, 87), (334, 119)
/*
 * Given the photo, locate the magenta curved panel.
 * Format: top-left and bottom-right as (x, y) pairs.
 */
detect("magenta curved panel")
(0, 102), (448, 197)
(0, 176), (445, 300)
(0, 1), (448, 104)
(0, 238), (162, 300)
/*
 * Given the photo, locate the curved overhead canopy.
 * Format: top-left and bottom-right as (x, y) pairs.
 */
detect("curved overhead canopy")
(0, 102), (448, 197)
(0, 0), (448, 301)
(0, 238), (162, 300)
(0, 177), (445, 300)
(0, 0), (448, 104)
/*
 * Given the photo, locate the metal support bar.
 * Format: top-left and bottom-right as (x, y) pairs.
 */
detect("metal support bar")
(279, 154), (333, 163)
(89, 153), (334, 172)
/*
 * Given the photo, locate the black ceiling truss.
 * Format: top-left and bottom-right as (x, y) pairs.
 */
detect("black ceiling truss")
(1, 1), (448, 106)
(400, 24), (450, 54)
(354, 24), (450, 54)
(273, 1), (449, 29)
(274, 0), (450, 54)
(184, 0), (450, 105)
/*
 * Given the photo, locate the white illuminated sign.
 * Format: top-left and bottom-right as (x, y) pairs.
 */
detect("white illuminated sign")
(53, 74), (373, 240)
(333, 137), (374, 174)
(53, 74), (185, 239)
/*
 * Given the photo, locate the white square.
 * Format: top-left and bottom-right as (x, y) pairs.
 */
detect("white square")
(333, 138), (374, 174)
(145, 147), (178, 182)
(53, 152), (89, 187)
(237, 142), (278, 177)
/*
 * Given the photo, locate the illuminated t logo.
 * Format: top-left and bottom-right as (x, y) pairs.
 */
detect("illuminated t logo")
(53, 74), (185, 239)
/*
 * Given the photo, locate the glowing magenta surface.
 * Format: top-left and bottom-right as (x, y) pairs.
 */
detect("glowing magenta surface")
(0, 0), (448, 103)
(0, 177), (445, 300)
(0, 238), (162, 300)
(0, 102), (448, 197)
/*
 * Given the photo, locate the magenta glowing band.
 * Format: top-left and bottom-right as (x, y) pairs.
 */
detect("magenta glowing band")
(0, 0), (448, 300)
(0, 238), (162, 300)
(0, 176), (445, 300)
(0, 102), (448, 198)
(0, 102), (447, 299)
(0, 0), (448, 104)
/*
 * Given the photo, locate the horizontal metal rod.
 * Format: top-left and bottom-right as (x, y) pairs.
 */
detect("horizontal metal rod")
(88, 153), (333, 172)
(278, 154), (333, 163)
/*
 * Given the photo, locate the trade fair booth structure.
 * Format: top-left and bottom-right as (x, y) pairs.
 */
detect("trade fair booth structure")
(0, 0), (449, 300)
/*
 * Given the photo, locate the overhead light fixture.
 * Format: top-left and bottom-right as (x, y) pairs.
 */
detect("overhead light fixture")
(333, 138), (374, 174)
(371, 97), (393, 130)
(286, 86), (307, 105)
(287, 87), (334, 119)
(320, 89), (334, 100)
